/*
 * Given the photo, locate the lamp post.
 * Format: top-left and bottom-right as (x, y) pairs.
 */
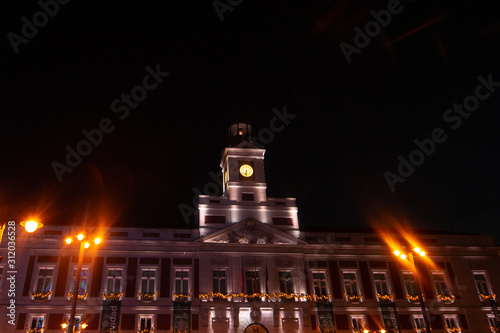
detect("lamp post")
(394, 247), (431, 333)
(65, 231), (102, 333)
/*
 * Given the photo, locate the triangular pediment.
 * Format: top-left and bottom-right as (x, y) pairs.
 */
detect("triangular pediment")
(197, 218), (304, 245)
(235, 140), (258, 149)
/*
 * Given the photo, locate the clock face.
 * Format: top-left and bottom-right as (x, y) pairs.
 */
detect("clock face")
(244, 323), (268, 333)
(239, 164), (254, 177)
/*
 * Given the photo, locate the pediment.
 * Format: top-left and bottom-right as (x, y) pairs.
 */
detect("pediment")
(197, 219), (304, 245)
(235, 141), (258, 149)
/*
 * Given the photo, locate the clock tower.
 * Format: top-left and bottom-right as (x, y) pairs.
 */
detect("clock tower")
(198, 122), (299, 237)
(221, 122), (267, 202)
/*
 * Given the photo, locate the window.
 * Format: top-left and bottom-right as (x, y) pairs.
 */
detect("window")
(70, 268), (88, 298)
(343, 270), (361, 301)
(36, 267), (53, 294)
(488, 314), (499, 332)
(350, 315), (367, 331)
(62, 315), (85, 332)
(443, 315), (460, 332)
(473, 271), (493, 300)
(33, 267), (54, 300)
(246, 270), (260, 294)
(432, 272), (451, 299)
(312, 271), (328, 297)
(403, 272), (418, 297)
(141, 268), (157, 295)
(373, 271), (391, 299)
(241, 193), (254, 201)
(138, 315), (154, 332)
(106, 268), (123, 294)
(414, 315), (426, 332)
(213, 270), (227, 294)
(28, 315), (45, 332)
(175, 269), (189, 295)
(279, 271), (294, 294)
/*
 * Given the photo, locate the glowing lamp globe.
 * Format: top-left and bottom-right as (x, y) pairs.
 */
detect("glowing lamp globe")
(21, 220), (43, 233)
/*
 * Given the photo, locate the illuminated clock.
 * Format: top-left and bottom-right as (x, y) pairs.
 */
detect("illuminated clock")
(239, 164), (254, 177)
(244, 323), (268, 333)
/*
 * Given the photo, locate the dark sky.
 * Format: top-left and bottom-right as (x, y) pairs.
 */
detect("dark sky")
(1, 1), (500, 242)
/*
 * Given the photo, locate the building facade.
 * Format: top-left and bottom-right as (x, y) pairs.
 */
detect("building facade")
(1, 123), (500, 333)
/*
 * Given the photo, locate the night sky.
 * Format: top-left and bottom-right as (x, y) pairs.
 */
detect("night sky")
(1, 1), (500, 242)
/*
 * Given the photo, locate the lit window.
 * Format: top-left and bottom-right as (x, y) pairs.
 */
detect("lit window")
(246, 270), (260, 294)
(312, 271), (328, 297)
(62, 315), (85, 332)
(279, 271), (294, 294)
(138, 315), (154, 333)
(141, 268), (157, 295)
(443, 315), (460, 332)
(473, 271), (493, 300)
(487, 314), (499, 332)
(432, 272), (452, 300)
(403, 271), (418, 297)
(106, 268), (122, 294)
(175, 270), (189, 295)
(33, 267), (54, 300)
(350, 315), (367, 331)
(28, 315), (45, 332)
(213, 270), (227, 294)
(414, 315), (426, 333)
(70, 268), (88, 298)
(343, 270), (361, 301)
(373, 271), (391, 299)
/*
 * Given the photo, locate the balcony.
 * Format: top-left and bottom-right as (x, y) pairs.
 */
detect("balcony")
(406, 294), (423, 303)
(31, 291), (51, 301)
(25, 328), (44, 333)
(137, 327), (154, 333)
(345, 293), (364, 303)
(480, 293), (497, 303)
(437, 294), (456, 304)
(445, 326), (462, 333)
(138, 292), (157, 302)
(377, 293), (394, 303)
(103, 292), (123, 301)
(67, 292), (88, 301)
(172, 292), (191, 301)
(314, 294), (333, 303)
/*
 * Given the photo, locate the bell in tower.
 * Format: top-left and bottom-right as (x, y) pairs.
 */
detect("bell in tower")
(228, 122), (253, 147)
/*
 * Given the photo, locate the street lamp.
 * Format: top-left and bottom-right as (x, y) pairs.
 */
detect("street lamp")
(0, 219), (43, 242)
(65, 230), (102, 333)
(393, 247), (431, 332)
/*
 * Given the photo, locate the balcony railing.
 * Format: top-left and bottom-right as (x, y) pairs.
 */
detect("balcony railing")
(377, 293), (394, 302)
(138, 292), (157, 302)
(345, 293), (364, 303)
(25, 327), (44, 333)
(103, 292), (123, 301)
(67, 292), (88, 301)
(199, 292), (321, 302)
(437, 294), (456, 303)
(31, 291), (51, 301)
(480, 293), (497, 302)
(172, 293), (192, 301)
(445, 326), (462, 333)
(406, 294), (424, 303)
(137, 327), (154, 333)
